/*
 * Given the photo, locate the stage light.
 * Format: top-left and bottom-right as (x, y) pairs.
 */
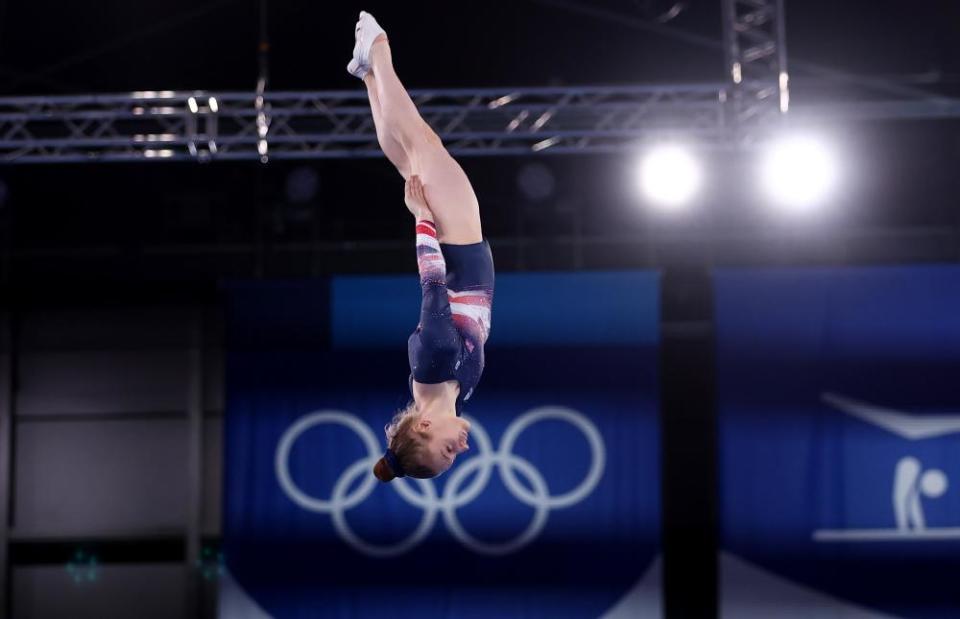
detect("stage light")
(532, 111), (554, 131)
(143, 149), (174, 158)
(187, 97), (199, 114)
(636, 144), (702, 209)
(488, 93), (518, 109)
(131, 90), (173, 99)
(208, 97), (219, 113)
(760, 134), (838, 212)
(531, 137), (560, 152)
(507, 110), (530, 132)
(133, 133), (176, 143)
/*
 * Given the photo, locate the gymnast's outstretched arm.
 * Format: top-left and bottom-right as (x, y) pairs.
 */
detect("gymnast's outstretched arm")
(406, 176), (460, 366)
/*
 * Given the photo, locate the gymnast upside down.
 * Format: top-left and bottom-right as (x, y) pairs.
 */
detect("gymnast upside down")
(346, 11), (495, 482)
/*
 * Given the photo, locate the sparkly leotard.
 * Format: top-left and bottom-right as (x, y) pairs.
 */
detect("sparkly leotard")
(407, 220), (494, 414)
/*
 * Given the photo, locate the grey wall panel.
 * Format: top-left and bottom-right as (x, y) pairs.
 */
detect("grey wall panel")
(12, 564), (186, 619)
(13, 419), (189, 536)
(17, 350), (189, 416)
(20, 308), (194, 350)
(202, 417), (223, 536)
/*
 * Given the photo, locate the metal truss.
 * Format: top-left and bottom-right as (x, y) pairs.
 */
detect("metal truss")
(0, 85), (730, 164)
(1, 84), (959, 164)
(721, 0), (789, 132)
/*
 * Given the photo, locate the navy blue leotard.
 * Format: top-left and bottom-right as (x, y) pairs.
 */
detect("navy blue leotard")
(407, 220), (494, 415)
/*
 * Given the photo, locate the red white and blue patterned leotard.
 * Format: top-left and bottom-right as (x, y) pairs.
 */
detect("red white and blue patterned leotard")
(407, 220), (495, 415)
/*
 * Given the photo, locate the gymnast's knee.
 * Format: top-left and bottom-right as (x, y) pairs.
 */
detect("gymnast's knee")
(385, 115), (442, 156)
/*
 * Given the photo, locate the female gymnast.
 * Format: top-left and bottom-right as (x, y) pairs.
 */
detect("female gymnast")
(345, 11), (495, 482)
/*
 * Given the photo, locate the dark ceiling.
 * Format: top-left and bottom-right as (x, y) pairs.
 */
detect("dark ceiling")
(0, 0), (958, 297)
(1, 0), (957, 95)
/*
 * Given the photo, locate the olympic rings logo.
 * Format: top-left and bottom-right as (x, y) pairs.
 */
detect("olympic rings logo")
(275, 406), (606, 558)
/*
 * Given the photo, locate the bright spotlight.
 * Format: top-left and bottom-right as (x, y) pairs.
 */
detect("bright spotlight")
(761, 134), (839, 211)
(637, 144), (702, 209)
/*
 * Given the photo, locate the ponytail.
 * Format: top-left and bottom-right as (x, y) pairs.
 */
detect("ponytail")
(373, 457), (397, 482)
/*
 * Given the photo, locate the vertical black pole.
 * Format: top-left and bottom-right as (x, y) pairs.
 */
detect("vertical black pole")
(0, 315), (11, 619)
(186, 313), (205, 618)
(660, 262), (718, 618)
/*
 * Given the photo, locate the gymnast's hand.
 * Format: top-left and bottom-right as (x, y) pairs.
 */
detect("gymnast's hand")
(405, 175), (434, 222)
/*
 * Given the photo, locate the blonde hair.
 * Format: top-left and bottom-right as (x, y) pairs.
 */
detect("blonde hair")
(372, 401), (436, 481)
(384, 401), (419, 444)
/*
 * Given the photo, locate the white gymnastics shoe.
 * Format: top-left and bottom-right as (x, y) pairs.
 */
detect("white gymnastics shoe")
(346, 57), (368, 80)
(346, 11), (386, 79)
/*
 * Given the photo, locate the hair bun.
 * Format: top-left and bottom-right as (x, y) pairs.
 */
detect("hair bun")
(373, 457), (396, 482)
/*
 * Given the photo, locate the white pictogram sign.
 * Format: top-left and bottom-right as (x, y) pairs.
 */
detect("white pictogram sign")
(813, 393), (960, 542)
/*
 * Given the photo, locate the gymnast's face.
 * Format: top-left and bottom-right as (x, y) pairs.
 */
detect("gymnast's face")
(417, 414), (471, 474)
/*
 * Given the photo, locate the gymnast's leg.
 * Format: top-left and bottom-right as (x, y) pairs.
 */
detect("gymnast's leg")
(357, 14), (483, 245)
(363, 73), (412, 180)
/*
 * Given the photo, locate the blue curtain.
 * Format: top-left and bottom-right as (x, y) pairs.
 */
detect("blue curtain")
(716, 266), (960, 618)
(223, 271), (661, 619)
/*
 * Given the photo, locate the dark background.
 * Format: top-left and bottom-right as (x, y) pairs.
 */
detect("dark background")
(0, 0), (958, 294)
(0, 1), (958, 617)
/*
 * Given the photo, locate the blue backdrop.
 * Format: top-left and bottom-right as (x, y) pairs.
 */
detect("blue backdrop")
(716, 266), (960, 618)
(223, 271), (661, 619)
